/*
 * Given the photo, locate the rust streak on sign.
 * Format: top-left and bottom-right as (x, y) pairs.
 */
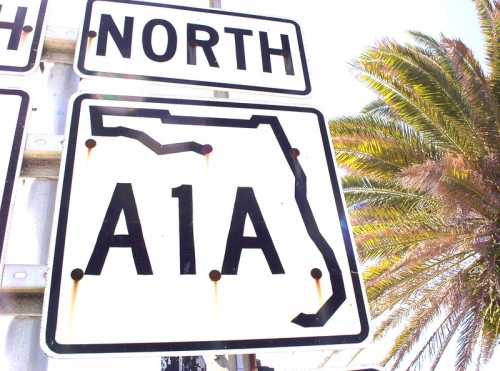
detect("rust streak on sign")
(209, 270), (221, 306)
(70, 281), (79, 315)
(311, 268), (323, 303)
(69, 269), (84, 329)
(202, 144), (213, 167)
(315, 278), (323, 304)
(21, 25), (33, 46)
(213, 281), (219, 305)
(68, 280), (79, 337)
(68, 268), (84, 338)
(87, 31), (97, 49)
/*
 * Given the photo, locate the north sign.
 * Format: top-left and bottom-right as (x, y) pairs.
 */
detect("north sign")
(0, 0), (48, 74)
(0, 89), (29, 265)
(43, 94), (369, 356)
(76, 0), (311, 95)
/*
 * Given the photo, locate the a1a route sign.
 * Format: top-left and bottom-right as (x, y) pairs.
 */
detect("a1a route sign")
(0, 0), (48, 74)
(0, 89), (29, 264)
(76, 0), (310, 95)
(43, 94), (369, 356)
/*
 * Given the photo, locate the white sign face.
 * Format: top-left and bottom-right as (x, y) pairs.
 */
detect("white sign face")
(0, 0), (48, 74)
(76, 0), (310, 95)
(0, 89), (29, 264)
(43, 94), (369, 356)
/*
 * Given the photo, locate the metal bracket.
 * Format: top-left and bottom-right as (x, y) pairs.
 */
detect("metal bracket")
(42, 26), (78, 65)
(24, 133), (64, 159)
(1, 264), (47, 293)
(21, 134), (63, 179)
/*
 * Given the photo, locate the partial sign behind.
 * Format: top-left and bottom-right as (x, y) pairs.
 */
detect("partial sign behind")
(0, 89), (29, 264)
(0, 0), (48, 74)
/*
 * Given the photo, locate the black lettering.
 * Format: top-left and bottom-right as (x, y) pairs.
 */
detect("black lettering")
(222, 187), (284, 275)
(259, 32), (295, 75)
(0, 7), (27, 50)
(142, 19), (177, 62)
(172, 185), (196, 275)
(96, 14), (133, 58)
(224, 27), (253, 70)
(85, 183), (153, 275)
(186, 23), (219, 67)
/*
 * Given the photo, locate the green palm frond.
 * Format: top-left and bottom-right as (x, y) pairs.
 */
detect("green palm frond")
(407, 309), (464, 371)
(357, 230), (450, 261)
(456, 303), (484, 371)
(385, 298), (455, 368)
(330, 2), (499, 369)
(368, 252), (474, 306)
(356, 62), (464, 154)
(355, 42), (485, 159)
(478, 327), (498, 367)
(408, 31), (456, 79)
(331, 114), (442, 163)
(341, 176), (434, 210)
(442, 171), (498, 221)
(372, 272), (464, 342)
(349, 206), (442, 229)
(362, 99), (394, 117)
(441, 37), (499, 156)
(335, 148), (404, 180)
(363, 256), (402, 283)
(473, 0), (500, 105)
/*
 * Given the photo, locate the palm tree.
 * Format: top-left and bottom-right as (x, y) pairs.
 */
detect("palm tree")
(329, 1), (499, 370)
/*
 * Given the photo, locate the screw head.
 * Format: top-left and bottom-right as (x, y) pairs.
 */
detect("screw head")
(201, 144), (213, 155)
(311, 268), (322, 280)
(290, 148), (300, 158)
(85, 139), (96, 149)
(71, 268), (84, 281)
(209, 270), (221, 282)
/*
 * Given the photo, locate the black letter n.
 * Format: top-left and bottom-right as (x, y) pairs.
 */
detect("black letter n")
(85, 183), (153, 275)
(96, 14), (134, 58)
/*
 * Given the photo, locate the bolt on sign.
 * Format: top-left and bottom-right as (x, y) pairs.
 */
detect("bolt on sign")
(75, 0), (310, 95)
(0, 89), (29, 265)
(0, 0), (48, 74)
(42, 94), (370, 356)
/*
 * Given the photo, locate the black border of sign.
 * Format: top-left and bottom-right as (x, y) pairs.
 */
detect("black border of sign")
(0, 0), (48, 73)
(76, 0), (312, 95)
(45, 94), (369, 355)
(0, 89), (29, 263)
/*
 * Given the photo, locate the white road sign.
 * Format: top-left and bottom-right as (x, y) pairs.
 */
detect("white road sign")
(0, 0), (48, 74)
(76, 0), (310, 95)
(43, 94), (369, 356)
(0, 89), (29, 264)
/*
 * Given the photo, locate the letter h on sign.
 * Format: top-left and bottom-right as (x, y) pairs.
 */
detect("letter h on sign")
(0, 6), (27, 50)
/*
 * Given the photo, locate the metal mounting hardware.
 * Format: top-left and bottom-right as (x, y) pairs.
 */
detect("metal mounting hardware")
(24, 133), (64, 160)
(42, 26), (78, 65)
(1, 264), (48, 293)
(21, 134), (64, 179)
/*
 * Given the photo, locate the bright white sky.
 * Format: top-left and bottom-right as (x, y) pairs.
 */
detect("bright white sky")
(20, 0), (497, 370)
